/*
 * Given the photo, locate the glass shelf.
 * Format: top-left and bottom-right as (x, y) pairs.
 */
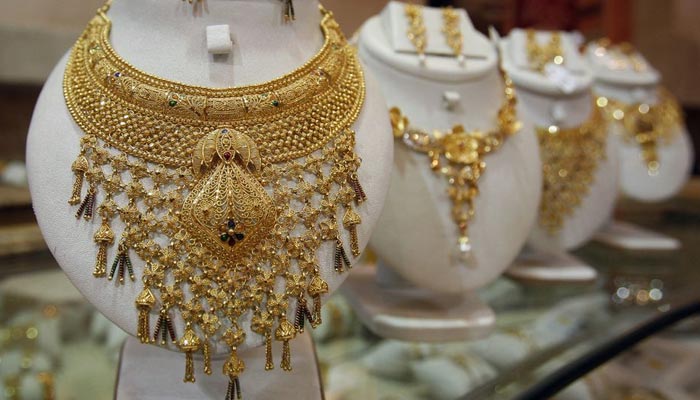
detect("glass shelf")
(1, 187), (699, 399)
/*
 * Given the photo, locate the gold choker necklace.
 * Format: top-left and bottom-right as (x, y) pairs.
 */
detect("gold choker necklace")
(64, 2), (366, 396)
(537, 106), (607, 233)
(596, 88), (682, 174)
(388, 73), (521, 264)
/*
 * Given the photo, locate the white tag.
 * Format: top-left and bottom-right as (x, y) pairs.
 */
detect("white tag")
(206, 25), (233, 55)
(442, 91), (461, 111)
(544, 63), (578, 94)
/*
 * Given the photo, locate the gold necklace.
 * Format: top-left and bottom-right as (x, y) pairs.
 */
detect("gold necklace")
(537, 107), (607, 233)
(389, 73), (521, 263)
(596, 88), (682, 174)
(64, 2), (366, 396)
(526, 29), (564, 73)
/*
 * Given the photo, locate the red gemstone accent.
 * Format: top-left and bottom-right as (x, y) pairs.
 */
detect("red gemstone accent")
(223, 151), (232, 160)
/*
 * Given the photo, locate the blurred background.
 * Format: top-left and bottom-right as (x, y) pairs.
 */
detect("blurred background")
(1, 1), (699, 399)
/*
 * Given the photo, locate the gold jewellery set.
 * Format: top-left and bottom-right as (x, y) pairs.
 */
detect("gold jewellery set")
(64, 2), (366, 398)
(590, 41), (683, 175)
(526, 29), (565, 73)
(389, 74), (521, 263)
(405, 4), (465, 65)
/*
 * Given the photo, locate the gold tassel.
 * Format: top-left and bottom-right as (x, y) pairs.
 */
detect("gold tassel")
(342, 208), (362, 257)
(135, 288), (155, 343)
(203, 338), (212, 375)
(178, 327), (201, 383)
(275, 319), (296, 371)
(265, 333), (274, 371)
(75, 185), (96, 220)
(69, 155), (88, 205)
(108, 240), (135, 283)
(334, 237), (351, 272)
(153, 308), (177, 345)
(93, 220), (114, 277)
(281, 340), (292, 371)
(224, 348), (245, 400)
(348, 173), (367, 203)
(294, 297), (312, 333)
(283, 0), (295, 22)
(307, 276), (329, 328)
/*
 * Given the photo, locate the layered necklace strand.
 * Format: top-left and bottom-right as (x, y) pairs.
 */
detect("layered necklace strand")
(388, 73), (521, 264)
(537, 106), (607, 233)
(63, 2), (366, 397)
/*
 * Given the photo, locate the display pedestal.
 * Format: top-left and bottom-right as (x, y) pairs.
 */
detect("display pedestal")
(341, 265), (495, 342)
(507, 248), (597, 283)
(593, 220), (680, 251)
(115, 332), (322, 400)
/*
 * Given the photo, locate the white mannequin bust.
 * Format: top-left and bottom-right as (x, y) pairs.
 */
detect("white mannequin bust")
(501, 30), (619, 252)
(360, 3), (541, 294)
(585, 43), (693, 202)
(26, 0), (392, 354)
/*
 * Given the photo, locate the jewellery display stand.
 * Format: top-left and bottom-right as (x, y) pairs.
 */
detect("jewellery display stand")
(501, 30), (618, 282)
(348, 2), (540, 339)
(593, 220), (680, 251)
(26, 0), (392, 394)
(584, 43), (691, 251)
(340, 264), (495, 342)
(115, 332), (322, 400)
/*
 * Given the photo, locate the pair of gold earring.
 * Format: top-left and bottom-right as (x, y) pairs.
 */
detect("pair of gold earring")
(404, 4), (465, 65)
(181, 0), (295, 22)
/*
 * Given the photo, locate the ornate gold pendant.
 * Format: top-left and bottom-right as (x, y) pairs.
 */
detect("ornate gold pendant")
(184, 128), (276, 261)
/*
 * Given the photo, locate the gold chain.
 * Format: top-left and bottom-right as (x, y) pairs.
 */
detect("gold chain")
(596, 88), (682, 174)
(63, 2), (367, 396)
(526, 29), (564, 73)
(389, 73), (521, 264)
(405, 4), (427, 63)
(537, 107), (607, 233)
(441, 7), (465, 65)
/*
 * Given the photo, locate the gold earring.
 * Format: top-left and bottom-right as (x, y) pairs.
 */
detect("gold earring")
(282, 0), (295, 22)
(405, 4), (427, 64)
(442, 7), (465, 66)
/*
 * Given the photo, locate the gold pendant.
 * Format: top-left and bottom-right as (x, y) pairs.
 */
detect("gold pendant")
(183, 128), (276, 263)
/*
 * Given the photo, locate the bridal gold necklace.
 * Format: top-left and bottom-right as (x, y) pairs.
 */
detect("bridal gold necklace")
(64, 2), (366, 397)
(388, 73), (521, 263)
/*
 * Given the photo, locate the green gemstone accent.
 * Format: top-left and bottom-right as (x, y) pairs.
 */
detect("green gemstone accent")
(272, 100), (280, 107)
(220, 233), (229, 242)
(168, 100), (177, 107)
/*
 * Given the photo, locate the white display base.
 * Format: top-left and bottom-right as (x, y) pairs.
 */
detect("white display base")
(507, 249), (597, 283)
(593, 220), (680, 251)
(115, 332), (322, 400)
(341, 266), (495, 342)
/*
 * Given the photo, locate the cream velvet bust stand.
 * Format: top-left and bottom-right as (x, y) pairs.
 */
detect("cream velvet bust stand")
(585, 44), (693, 203)
(26, 0), (392, 397)
(501, 31), (619, 282)
(342, 5), (541, 342)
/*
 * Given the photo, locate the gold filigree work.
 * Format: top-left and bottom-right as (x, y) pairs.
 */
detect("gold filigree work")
(537, 107), (607, 233)
(389, 73), (521, 265)
(63, 2), (366, 397)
